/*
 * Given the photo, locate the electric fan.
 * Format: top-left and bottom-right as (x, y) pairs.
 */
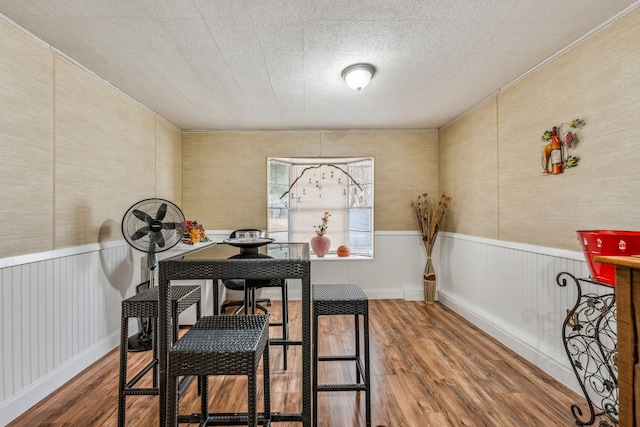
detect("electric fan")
(121, 198), (185, 351)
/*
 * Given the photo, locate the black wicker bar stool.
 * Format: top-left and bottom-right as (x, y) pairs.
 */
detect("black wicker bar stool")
(222, 277), (290, 370)
(312, 284), (371, 427)
(167, 314), (271, 427)
(118, 284), (201, 427)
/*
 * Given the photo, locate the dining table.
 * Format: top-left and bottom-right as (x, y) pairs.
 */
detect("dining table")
(157, 241), (311, 426)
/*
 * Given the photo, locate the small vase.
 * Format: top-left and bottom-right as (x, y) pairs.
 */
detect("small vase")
(310, 234), (331, 257)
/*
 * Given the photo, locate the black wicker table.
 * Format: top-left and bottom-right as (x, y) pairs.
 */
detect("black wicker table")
(158, 242), (311, 426)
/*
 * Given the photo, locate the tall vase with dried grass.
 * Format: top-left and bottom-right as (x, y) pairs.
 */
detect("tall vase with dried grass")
(411, 193), (451, 303)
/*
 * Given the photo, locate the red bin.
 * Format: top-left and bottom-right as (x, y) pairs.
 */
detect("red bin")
(576, 230), (640, 286)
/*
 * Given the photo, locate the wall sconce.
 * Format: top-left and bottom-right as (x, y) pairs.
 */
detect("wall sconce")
(341, 63), (376, 91)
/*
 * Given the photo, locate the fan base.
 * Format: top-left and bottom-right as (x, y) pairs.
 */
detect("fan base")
(127, 333), (153, 352)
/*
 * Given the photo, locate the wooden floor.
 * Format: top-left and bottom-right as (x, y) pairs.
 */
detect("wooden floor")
(9, 299), (590, 426)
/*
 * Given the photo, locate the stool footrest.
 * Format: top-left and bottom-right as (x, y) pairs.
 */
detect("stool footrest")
(318, 355), (358, 361)
(122, 388), (159, 396)
(317, 383), (366, 392)
(177, 412), (272, 426)
(177, 375), (195, 397)
(269, 338), (301, 346)
(125, 360), (157, 389)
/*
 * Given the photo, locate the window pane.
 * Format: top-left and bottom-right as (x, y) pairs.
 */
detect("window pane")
(348, 161), (372, 207)
(268, 207), (289, 233)
(348, 208), (372, 253)
(349, 183), (372, 207)
(269, 161), (289, 185)
(268, 230), (289, 243)
(268, 184), (289, 206)
(349, 231), (372, 252)
(268, 160), (290, 240)
(349, 208), (370, 231)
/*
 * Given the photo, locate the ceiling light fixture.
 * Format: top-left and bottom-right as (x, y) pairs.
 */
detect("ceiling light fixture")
(341, 63), (376, 91)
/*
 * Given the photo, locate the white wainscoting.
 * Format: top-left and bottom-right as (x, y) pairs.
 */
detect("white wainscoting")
(0, 231), (605, 424)
(434, 232), (613, 396)
(0, 240), (214, 426)
(0, 243), (137, 426)
(263, 231), (428, 301)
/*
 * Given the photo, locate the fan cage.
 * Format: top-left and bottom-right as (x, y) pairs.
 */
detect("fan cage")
(122, 198), (186, 253)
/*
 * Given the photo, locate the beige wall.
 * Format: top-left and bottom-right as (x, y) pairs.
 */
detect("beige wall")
(182, 130), (438, 232)
(0, 20), (182, 258)
(0, 21), (54, 256)
(439, 99), (498, 238)
(5, 6), (639, 257)
(440, 8), (640, 251)
(156, 118), (183, 205)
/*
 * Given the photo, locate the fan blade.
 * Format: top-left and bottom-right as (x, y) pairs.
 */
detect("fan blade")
(130, 226), (150, 240)
(150, 230), (166, 247)
(132, 209), (153, 224)
(156, 203), (168, 221)
(162, 222), (182, 230)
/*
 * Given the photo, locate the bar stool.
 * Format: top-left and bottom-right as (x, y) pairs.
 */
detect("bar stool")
(167, 315), (271, 427)
(244, 278), (289, 370)
(118, 284), (201, 427)
(221, 229), (291, 371)
(312, 284), (371, 427)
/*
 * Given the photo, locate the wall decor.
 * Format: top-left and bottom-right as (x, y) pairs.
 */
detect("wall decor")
(279, 163), (363, 201)
(541, 119), (585, 175)
(410, 193), (451, 303)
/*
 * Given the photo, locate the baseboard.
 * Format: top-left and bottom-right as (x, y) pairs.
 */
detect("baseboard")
(437, 291), (582, 396)
(0, 331), (120, 426)
(403, 288), (427, 301)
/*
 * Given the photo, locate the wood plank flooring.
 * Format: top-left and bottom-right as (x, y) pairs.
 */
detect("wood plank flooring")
(8, 300), (592, 426)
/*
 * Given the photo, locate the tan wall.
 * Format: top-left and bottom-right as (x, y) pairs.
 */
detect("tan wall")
(54, 56), (157, 248)
(8, 7), (638, 256)
(440, 9), (640, 251)
(156, 118), (183, 205)
(182, 132), (268, 230)
(0, 21), (54, 256)
(439, 99), (498, 238)
(0, 20), (182, 258)
(182, 130), (438, 232)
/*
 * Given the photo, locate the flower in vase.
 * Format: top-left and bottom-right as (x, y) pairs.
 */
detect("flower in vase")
(313, 211), (331, 235)
(183, 220), (208, 244)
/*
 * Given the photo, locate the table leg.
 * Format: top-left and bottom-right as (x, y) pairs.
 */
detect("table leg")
(302, 276), (311, 427)
(158, 271), (171, 427)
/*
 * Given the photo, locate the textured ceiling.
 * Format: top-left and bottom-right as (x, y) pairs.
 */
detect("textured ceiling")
(1, 0), (638, 131)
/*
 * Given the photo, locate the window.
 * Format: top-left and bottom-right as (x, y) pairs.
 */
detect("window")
(267, 157), (374, 257)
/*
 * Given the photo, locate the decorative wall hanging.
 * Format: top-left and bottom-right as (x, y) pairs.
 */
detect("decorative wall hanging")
(279, 164), (363, 201)
(541, 119), (585, 175)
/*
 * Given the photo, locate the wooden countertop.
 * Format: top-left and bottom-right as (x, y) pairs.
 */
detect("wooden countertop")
(594, 255), (640, 269)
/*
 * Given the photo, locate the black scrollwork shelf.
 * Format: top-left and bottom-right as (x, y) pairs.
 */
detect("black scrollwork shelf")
(556, 272), (618, 426)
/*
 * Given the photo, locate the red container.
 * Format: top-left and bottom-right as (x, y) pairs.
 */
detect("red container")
(576, 230), (640, 286)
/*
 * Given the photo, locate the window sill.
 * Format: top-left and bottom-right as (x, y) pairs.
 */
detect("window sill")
(310, 254), (373, 261)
